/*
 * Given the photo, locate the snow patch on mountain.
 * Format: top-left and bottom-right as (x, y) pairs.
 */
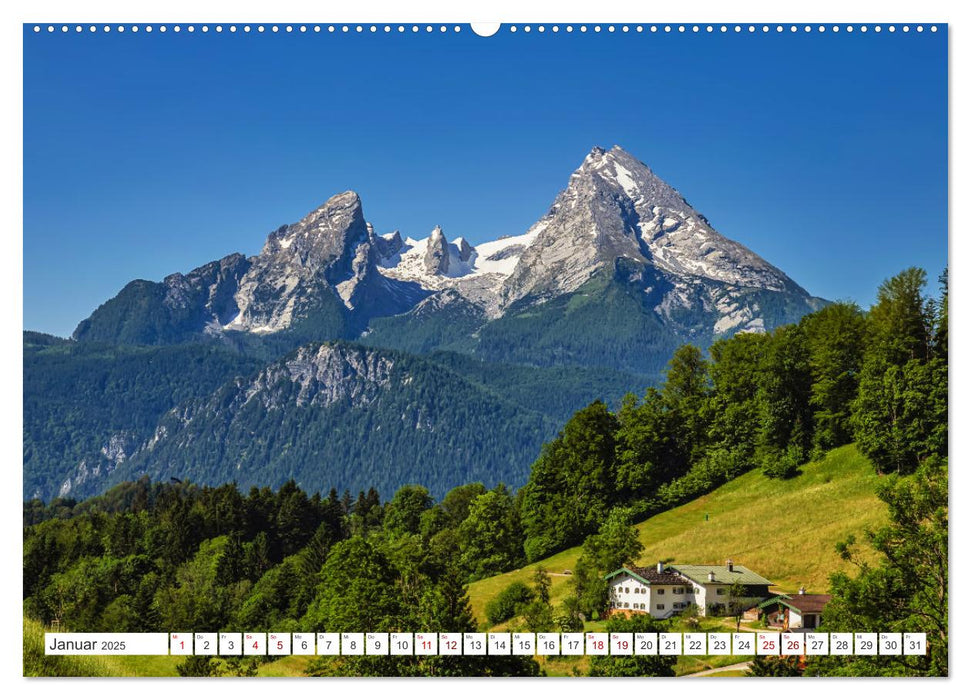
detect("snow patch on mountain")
(472, 230), (540, 276)
(378, 226), (536, 285)
(374, 225), (539, 316)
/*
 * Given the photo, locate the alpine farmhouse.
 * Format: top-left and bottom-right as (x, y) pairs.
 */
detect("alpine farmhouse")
(605, 560), (773, 618)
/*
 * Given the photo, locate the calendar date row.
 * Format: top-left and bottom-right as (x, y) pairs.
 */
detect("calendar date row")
(47, 631), (927, 657)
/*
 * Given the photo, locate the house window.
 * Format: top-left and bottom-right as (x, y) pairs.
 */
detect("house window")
(675, 587), (684, 594)
(633, 587), (640, 594)
(656, 604), (665, 610)
(657, 588), (664, 595)
(716, 588), (726, 595)
(624, 587), (629, 593)
(694, 587), (700, 594)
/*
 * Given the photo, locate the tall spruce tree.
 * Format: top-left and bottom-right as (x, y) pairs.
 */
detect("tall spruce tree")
(800, 302), (867, 452)
(852, 268), (946, 474)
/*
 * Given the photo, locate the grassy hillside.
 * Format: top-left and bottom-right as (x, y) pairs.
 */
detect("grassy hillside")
(468, 444), (887, 623)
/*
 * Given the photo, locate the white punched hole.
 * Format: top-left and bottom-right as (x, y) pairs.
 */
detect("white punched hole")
(471, 23), (500, 37)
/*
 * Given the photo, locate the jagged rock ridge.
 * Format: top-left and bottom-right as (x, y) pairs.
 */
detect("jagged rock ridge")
(72, 145), (825, 347)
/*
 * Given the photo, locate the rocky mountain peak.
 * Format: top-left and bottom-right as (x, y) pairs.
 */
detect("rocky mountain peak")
(500, 144), (802, 308)
(454, 236), (474, 263)
(571, 145), (688, 213)
(221, 191), (379, 333)
(263, 190), (366, 260)
(373, 229), (404, 260)
(423, 226), (450, 275)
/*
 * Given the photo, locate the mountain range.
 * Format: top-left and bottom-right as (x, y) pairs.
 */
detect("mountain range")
(26, 146), (827, 501)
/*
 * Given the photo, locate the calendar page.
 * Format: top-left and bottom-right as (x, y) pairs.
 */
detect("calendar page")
(21, 5), (949, 683)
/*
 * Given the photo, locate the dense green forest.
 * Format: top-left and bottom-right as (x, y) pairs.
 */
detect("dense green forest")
(103, 342), (558, 501)
(23, 334), (264, 499)
(24, 478), (543, 676)
(23, 267), (947, 677)
(24, 336), (640, 503)
(518, 267), (947, 561)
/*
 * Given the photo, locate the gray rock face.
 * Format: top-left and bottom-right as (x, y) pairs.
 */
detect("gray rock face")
(244, 343), (396, 408)
(485, 244), (526, 262)
(161, 253), (251, 324)
(58, 430), (139, 498)
(501, 145), (801, 305)
(423, 226), (450, 275)
(286, 343), (393, 407)
(456, 237), (474, 263)
(226, 191), (377, 331)
(72, 252), (252, 343)
(373, 230), (404, 259)
(133, 343), (401, 464)
(76, 340), (556, 501)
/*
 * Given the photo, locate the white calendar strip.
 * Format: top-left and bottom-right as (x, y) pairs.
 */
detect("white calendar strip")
(45, 633), (169, 655)
(45, 632), (928, 657)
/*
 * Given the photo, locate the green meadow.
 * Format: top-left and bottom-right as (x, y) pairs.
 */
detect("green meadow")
(468, 444), (886, 622)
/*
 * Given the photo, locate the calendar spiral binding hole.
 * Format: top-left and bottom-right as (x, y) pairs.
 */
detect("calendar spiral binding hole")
(32, 24), (939, 35)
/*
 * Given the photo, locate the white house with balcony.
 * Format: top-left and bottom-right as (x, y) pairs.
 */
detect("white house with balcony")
(605, 560), (774, 618)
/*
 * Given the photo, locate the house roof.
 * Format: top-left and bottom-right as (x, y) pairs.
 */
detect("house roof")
(756, 594), (792, 610)
(779, 594), (831, 614)
(668, 564), (773, 586)
(755, 593), (831, 614)
(603, 566), (688, 586)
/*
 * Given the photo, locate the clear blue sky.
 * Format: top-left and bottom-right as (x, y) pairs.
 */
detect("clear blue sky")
(24, 26), (947, 337)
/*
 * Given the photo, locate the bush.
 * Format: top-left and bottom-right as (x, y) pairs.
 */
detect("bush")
(762, 444), (803, 479)
(176, 656), (219, 677)
(654, 448), (751, 508)
(748, 656), (802, 676)
(485, 581), (535, 625)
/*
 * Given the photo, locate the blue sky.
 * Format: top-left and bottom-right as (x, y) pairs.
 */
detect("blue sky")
(24, 25), (947, 337)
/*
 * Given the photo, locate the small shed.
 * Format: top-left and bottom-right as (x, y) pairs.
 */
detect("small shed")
(757, 591), (831, 630)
